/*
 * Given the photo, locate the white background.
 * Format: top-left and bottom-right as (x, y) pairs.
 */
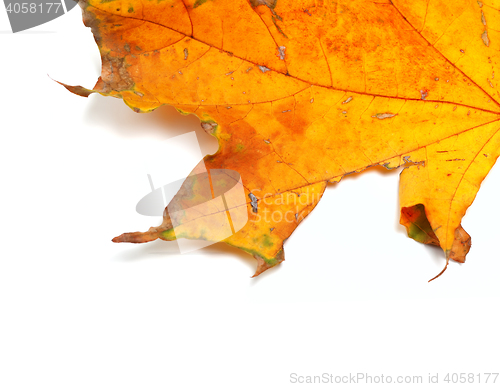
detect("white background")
(1, 6), (499, 387)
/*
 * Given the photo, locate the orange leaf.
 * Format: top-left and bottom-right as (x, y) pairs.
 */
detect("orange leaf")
(64, 0), (500, 280)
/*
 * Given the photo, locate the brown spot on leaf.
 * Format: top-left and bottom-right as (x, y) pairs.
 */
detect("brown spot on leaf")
(249, 0), (277, 10)
(94, 55), (134, 93)
(277, 46), (286, 60)
(372, 113), (397, 119)
(482, 30), (490, 47)
(201, 121), (218, 134)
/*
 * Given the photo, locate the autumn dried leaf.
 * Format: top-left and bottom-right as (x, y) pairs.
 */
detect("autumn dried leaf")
(63, 0), (500, 280)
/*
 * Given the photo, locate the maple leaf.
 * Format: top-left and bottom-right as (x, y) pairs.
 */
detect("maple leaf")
(62, 0), (500, 280)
